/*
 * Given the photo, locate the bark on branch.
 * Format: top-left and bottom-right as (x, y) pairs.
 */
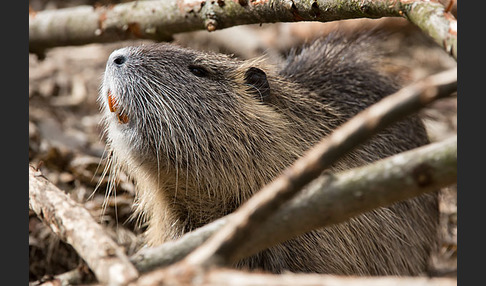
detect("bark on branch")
(29, 165), (139, 285)
(29, 0), (457, 59)
(131, 268), (457, 286)
(128, 146), (459, 286)
(32, 134), (457, 285)
(178, 67), (457, 269)
(136, 135), (456, 274)
(228, 135), (457, 264)
(130, 216), (231, 273)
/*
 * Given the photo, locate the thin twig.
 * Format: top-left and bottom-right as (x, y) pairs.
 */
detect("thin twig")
(29, 165), (139, 285)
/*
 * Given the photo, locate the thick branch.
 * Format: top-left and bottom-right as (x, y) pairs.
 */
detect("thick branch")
(130, 216), (231, 273)
(29, 0), (456, 59)
(33, 134), (457, 285)
(401, 0), (457, 59)
(205, 269), (457, 286)
(29, 165), (138, 285)
(131, 135), (456, 273)
(233, 135), (457, 262)
(131, 267), (456, 286)
(179, 67), (457, 268)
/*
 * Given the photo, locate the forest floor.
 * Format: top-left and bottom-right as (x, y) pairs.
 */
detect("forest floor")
(29, 3), (457, 283)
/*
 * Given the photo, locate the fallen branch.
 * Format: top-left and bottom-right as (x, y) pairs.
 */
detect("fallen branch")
(29, 165), (138, 285)
(204, 269), (457, 286)
(134, 135), (456, 274)
(29, 0), (456, 59)
(130, 267), (457, 286)
(29, 134), (457, 285)
(179, 67), (457, 269)
(29, 265), (95, 286)
(130, 216), (231, 273)
(231, 135), (457, 263)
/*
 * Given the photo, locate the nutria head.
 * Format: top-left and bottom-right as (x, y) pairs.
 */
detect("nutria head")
(99, 43), (311, 242)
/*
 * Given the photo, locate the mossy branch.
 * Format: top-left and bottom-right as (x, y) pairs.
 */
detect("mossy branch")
(29, 0), (457, 59)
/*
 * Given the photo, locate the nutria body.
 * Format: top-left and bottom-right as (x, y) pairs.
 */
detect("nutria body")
(99, 33), (438, 276)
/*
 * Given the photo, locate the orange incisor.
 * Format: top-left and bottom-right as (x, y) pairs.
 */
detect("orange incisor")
(107, 90), (129, 124)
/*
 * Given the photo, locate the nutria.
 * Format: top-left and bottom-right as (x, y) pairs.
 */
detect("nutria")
(99, 33), (438, 276)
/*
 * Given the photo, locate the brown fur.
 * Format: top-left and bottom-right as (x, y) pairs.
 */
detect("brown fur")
(99, 33), (438, 276)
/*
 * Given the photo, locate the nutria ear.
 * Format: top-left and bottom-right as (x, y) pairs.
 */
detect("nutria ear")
(244, 67), (270, 101)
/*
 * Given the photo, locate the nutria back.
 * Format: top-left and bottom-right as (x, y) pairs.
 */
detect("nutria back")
(99, 32), (438, 276)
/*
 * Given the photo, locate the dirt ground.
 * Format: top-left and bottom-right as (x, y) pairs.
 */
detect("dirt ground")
(29, 2), (457, 283)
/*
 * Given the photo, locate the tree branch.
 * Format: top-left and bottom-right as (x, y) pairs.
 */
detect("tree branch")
(204, 269), (457, 286)
(29, 0), (456, 59)
(402, 0), (457, 59)
(130, 265), (457, 286)
(31, 134), (457, 284)
(178, 67), (456, 269)
(29, 165), (138, 285)
(130, 216), (231, 273)
(229, 135), (457, 264)
(131, 135), (456, 274)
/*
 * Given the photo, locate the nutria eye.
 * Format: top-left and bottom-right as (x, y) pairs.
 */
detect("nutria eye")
(189, 65), (208, 77)
(113, 55), (126, 66)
